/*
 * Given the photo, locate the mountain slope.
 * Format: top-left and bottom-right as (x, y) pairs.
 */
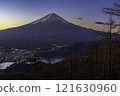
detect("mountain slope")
(0, 13), (102, 49)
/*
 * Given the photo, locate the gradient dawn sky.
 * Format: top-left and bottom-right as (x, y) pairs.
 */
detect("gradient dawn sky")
(0, 0), (119, 31)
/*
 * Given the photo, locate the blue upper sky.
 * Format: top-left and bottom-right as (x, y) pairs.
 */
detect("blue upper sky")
(0, 0), (119, 30)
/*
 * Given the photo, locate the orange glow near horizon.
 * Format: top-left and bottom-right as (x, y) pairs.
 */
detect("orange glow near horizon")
(0, 25), (20, 30)
(75, 23), (105, 32)
(0, 22), (29, 30)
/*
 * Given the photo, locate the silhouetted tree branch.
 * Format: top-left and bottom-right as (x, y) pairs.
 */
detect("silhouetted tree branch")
(103, 3), (120, 16)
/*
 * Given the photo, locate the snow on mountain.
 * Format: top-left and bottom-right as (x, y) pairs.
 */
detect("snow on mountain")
(31, 13), (69, 24)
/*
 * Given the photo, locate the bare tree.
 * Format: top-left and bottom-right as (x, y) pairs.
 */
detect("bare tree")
(102, 3), (120, 79)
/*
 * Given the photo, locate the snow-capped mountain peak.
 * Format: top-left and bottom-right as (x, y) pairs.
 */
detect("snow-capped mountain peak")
(31, 13), (69, 24)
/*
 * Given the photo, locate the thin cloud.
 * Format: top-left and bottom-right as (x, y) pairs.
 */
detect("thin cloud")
(95, 22), (109, 25)
(77, 18), (83, 20)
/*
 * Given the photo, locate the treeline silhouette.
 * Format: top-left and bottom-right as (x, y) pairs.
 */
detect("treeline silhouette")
(32, 38), (120, 80)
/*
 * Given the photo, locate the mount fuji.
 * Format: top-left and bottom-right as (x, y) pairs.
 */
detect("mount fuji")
(0, 13), (102, 49)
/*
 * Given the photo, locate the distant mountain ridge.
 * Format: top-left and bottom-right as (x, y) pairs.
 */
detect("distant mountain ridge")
(0, 13), (103, 49)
